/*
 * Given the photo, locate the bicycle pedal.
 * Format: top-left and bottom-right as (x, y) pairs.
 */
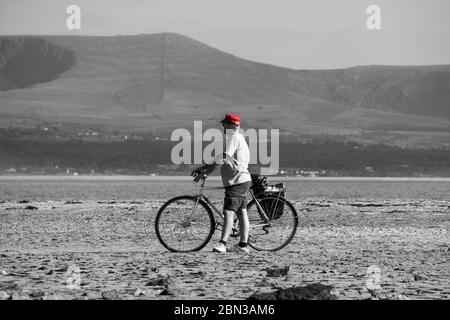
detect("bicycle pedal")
(230, 229), (240, 238)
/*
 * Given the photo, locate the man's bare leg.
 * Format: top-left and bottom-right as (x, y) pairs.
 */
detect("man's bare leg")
(237, 208), (249, 243)
(220, 209), (235, 243)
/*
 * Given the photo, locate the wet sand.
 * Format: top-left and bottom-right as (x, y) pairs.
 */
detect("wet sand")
(0, 199), (449, 300)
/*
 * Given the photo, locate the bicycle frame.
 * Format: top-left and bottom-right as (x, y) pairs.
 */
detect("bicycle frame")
(192, 177), (272, 225)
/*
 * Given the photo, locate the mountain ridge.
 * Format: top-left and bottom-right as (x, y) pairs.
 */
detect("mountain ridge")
(0, 33), (449, 146)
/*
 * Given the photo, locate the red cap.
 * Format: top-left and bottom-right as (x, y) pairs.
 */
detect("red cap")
(220, 114), (241, 126)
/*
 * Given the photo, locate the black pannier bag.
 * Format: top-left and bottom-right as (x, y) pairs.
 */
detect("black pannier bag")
(250, 174), (286, 220)
(250, 174), (268, 195)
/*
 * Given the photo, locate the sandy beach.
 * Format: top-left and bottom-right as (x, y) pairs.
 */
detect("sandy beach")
(1, 198), (449, 300)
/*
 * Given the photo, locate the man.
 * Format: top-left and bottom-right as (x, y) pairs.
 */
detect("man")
(191, 114), (252, 253)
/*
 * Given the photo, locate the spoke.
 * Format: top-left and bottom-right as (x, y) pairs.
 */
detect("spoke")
(247, 197), (297, 251)
(157, 197), (213, 252)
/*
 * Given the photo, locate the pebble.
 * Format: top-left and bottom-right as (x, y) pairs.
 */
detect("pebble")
(101, 290), (120, 300)
(29, 291), (45, 298)
(146, 275), (174, 287)
(247, 283), (338, 300)
(159, 286), (184, 296)
(0, 291), (11, 300)
(265, 266), (290, 277)
(134, 288), (146, 297)
(413, 274), (426, 281)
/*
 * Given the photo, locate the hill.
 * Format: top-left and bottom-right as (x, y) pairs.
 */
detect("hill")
(1, 33), (450, 147)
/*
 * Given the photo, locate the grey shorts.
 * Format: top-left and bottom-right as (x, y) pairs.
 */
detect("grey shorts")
(223, 181), (251, 213)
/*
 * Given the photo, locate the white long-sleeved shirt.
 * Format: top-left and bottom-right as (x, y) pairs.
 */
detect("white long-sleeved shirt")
(216, 130), (251, 187)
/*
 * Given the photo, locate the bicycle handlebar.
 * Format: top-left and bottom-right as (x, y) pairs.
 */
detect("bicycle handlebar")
(192, 172), (207, 186)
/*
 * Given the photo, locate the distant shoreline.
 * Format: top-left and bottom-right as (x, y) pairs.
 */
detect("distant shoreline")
(1, 175), (450, 182)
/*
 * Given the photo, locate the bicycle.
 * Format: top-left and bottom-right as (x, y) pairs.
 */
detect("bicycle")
(155, 176), (299, 252)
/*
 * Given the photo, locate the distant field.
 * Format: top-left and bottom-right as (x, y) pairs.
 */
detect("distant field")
(0, 176), (449, 201)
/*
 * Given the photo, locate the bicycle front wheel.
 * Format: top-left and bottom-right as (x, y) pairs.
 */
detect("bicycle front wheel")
(247, 196), (298, 251)
(155, 196), (215, 252)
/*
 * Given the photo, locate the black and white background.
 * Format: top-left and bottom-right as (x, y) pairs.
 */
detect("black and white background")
(0, 0), (449, 303)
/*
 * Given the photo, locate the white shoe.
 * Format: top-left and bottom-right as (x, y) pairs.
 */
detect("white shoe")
(234, 245), (250, 254)
(212, 242), (227, 253)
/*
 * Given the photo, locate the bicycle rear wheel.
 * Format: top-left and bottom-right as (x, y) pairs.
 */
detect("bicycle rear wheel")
(246, 196), (298, 251)
(155, 196), (215, 252)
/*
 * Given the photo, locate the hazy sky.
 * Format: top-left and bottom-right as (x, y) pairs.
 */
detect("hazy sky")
(1, 0), (449, 69)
